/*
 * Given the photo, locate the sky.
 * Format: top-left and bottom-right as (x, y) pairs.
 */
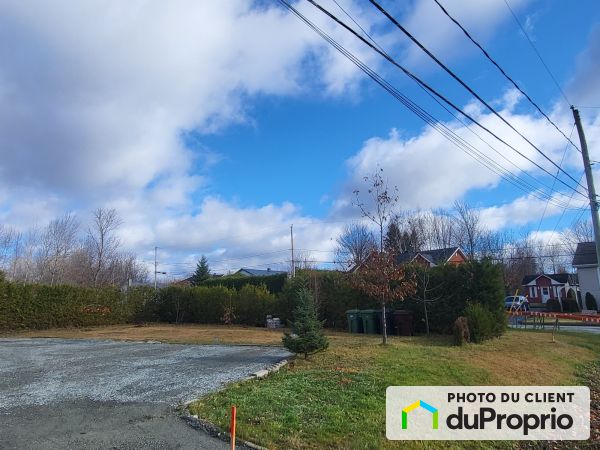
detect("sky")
(1, 0), (600, 279)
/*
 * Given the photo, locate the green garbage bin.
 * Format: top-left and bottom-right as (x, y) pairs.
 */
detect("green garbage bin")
(360, 309), (380, 334)
(346, 309), (363, 333)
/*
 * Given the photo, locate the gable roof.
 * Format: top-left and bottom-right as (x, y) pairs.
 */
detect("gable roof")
(394, 247), (462, 266)
(572, 242), (597, 267)
(235, 268), (287, 277)
(521, 273), (578, 285)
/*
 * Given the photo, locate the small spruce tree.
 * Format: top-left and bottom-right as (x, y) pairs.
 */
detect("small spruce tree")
(282, 287), (328, 359)
(190, 255), (210, 286)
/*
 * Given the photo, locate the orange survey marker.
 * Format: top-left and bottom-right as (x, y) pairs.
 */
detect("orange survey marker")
(230, 405), (237, 450)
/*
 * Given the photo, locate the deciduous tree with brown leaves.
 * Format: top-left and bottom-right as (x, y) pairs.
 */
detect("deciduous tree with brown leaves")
(352, 251), (416, 345)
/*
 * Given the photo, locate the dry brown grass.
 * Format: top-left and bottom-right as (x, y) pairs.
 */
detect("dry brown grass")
(4, 324), (287, 346)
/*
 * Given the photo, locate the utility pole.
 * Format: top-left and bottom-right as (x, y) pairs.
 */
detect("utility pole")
(290, 224), (295, 278)
(572, 106), (600, 268)
(154, 246), (158, 290)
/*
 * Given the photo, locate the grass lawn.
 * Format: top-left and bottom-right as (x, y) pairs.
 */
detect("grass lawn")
(189, 329), (600, 450)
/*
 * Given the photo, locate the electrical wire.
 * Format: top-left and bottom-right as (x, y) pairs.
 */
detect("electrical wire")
(295, 0), (588, 204)
(502, 0), (571, 106)
(327, 0), (584, 207)
(535, 124), (576, 235)
(432, 0), (579, 152)
(365, 0), (586, 195)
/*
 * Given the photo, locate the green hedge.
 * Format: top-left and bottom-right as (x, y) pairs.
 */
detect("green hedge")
(402, 260), (506, 340)
(145, 284), (280, 327)
(0, 279), (151, 330)
(198, 273), (287, 294)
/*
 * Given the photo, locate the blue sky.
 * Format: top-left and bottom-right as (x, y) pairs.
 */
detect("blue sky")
(1, 0), (599, 276)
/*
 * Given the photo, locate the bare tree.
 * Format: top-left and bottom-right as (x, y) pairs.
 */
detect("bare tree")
(84, 208), (123, 286)
(0, 224), (16, 271)
(503, 238), (539, 294)
(353, 168), (399, 252)
(453, 201), (483, 259)
(36, 214), (80, 285)
(335, 223), (377, 269)
(425, 209), (456, 250)
(562, 217), (594, 255)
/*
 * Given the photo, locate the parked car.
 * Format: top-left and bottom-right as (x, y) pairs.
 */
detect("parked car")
(504, 295), (530, 311)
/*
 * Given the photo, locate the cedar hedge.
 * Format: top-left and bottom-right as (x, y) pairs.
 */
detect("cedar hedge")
(198, 273), (287, 294)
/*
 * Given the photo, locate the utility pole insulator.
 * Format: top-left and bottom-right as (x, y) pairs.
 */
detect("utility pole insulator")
(572, 106), (600, 270)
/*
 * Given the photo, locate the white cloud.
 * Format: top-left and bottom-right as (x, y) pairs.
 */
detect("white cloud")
(401, 0), (531, 67)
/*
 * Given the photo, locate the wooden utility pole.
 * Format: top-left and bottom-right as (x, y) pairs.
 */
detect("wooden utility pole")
(572, 106), (600, 268)
(154, 246), (158, 290)
(290, 225), (295, 278)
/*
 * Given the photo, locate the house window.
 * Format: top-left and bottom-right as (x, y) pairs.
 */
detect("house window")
(543, 288), (549, 295)
(530, 287), (535, 298)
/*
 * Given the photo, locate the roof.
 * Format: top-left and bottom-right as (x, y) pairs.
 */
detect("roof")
(394, 247), (461, 266)
(521, 273), (578, 285)
(572, 242), (597, 267)
(235, 268), (287, 277)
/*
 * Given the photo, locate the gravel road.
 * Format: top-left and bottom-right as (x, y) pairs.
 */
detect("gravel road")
(0, 338), (290, 449)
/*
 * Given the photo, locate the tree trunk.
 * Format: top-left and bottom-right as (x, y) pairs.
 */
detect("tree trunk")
(381, 301), (387, 345)
(423, 299), (430, 336)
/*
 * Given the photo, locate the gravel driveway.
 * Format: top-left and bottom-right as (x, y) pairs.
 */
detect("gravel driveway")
(0, 338), (290, 449)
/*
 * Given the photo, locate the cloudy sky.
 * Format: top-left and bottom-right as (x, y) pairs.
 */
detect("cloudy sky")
(1, 0), (599, 278)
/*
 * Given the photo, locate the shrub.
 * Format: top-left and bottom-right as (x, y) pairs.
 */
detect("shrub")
(562, 298), (579, 313)
(453, 316), (470, 346)
(464, 303), (498, 343)
(546, 299), (562, 312)
(585, 293), (598, 310)
(282, 287), (328, 359)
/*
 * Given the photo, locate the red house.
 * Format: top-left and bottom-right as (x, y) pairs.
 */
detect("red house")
(521, 274), (579, 305)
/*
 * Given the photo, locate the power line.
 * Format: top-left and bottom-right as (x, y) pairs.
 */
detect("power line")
(432, 0), (579, 152)
(535, 124), (576, 235)
(366, 0), (586, 195)
(300, 0), (588, 202)
(502, 0), (571, 106)
(551, 174), (588, 235)
(326, 0), (585, 207)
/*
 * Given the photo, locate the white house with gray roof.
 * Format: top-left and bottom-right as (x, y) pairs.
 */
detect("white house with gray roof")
(572, 242), (600, 310)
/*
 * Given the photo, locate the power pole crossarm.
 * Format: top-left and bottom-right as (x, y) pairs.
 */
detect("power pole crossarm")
(572, 107), (600, 267)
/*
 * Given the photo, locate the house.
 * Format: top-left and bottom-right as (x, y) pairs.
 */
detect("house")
(351, 246), (467, 272)
(233, 268), (287, 277)
(572, 242), (600, 310)
(520, 274), (579, 307)
(394, 246), (467, 268)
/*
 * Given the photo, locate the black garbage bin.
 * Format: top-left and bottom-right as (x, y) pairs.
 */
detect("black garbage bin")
(346, 309), (363, 333)
(392, 310), (414, 336)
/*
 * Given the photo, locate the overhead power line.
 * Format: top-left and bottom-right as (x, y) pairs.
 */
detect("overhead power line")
(300, 0), (588, 202)
(502, 0), (571, 106)
(283, 1), (581, 209)
(535, 124), (576, 235)
(366, 0), (586, 195)
(432, 0), (579, 152)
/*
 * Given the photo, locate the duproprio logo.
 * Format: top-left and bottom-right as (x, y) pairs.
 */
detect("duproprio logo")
(402, 400), (438, 430)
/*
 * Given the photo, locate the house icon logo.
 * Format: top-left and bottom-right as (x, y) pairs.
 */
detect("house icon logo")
(402, 400), (438, 430)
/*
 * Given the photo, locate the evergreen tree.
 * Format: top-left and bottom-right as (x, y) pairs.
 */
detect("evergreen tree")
(282, 287), (328, 359)
(384, 221), (403, 255)
(190, 255), (210, 286)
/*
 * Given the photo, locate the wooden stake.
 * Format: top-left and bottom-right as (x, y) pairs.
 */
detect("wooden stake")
(230, 405), (237, 450)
